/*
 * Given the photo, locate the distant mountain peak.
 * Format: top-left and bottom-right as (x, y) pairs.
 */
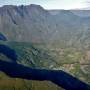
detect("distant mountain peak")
(25, 4), (45, 13)
(0, 4), (44, 12)
(29, 4), (43, 9)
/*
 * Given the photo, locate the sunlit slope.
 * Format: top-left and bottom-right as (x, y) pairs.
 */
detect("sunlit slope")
(0, 42), (89, 90)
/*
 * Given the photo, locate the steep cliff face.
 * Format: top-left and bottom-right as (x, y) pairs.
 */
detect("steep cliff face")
(0, 4), (90, 45)
(0, 4), (51, 42)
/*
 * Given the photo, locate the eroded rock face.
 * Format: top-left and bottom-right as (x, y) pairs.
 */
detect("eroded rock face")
(0, 4), (90, 45)
(0, 4), (50, 42)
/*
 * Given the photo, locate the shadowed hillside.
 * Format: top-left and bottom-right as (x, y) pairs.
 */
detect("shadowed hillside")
(0, 60), (90, 90)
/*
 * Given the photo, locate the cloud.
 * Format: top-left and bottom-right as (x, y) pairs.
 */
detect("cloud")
(0, 0), (88, 9)
(43, 0), (87, 9)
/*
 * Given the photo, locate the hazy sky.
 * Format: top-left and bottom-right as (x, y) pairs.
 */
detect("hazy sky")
(0, 0), (89, 9)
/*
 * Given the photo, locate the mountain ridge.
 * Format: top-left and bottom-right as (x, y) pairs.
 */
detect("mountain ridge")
(0, 4), (90, 47)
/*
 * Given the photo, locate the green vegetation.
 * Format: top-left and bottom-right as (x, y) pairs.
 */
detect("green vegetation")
(0, 41), (89, 90)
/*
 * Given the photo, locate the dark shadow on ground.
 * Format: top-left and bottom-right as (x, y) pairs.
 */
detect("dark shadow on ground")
(0, 60), (90, 90)
(0, 33), (7, 41)
(0, 44), (90, 90)
(0, 45), (17, 62)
